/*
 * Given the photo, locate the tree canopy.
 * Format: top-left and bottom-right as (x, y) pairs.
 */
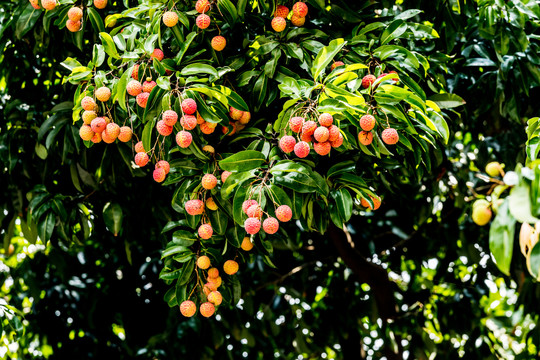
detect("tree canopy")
(2, 0), (540, 359)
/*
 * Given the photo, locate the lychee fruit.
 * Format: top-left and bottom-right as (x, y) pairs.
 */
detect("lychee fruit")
(262, 217), (279, 234)
(142, 79), (156, 93)
(180, 115), (197, 130)
(294, 141), (310, 158)
(198, 223), (213, 239)
(197, 255), (211, 269)
(181, 99), (197, 115)
(274, 5), (289, 17)
(134, 141), (145, 153)
(163, 11), (178, 27)
(203, 282), (218, 294)
(151, 48), (164, 61)
(153, 168), (166, 182)
(241, 236), (253, 251)
(201, 174), (218, 190)
(275, 205), (292, 222)
(196, 14), (211, 29)
(206, 198), (218, 211)
(229, 106), (244, 120)
(302, 120), (317, 136)
(42, 0), (56, 10)
(176, 131), (192, 148)
(361, 74), (376, 89)
(131, 64), (140, 80)
(330, 132), (344, 148)
(66, 19), (81, 32)
(126, 80), (142, 96)
(162, 110), (178, 126)
(101, 129), (116, 144)
(360, 114), (376, 131)
(79, 125), (95, 141)
(211, 36), (226, 51)
(105, 123), (120, 139)
(136, 92), (150, 108)
(195, 0), (211, 13)
(279, 135), (296, 153)
(200, 302), (215, 317)
(381, 128), (399, 145)
(485, 162), (502, 177)
(199, 122), (216, 134)
(29, 0), (40, 9)
(314, 141), (331, 156)
(202, 145), (215, 153)
(239, 111), (251, 124)
(289, 116), (304, 133)
(81, 96), (97, 111)
(314, 126), (329, 142)
(361, 195), (381, 210)
(134, 152), (149, 167)
(271, 17), (286, 32)
(207, 267), (219, 278)
(221, 171), (232, 183)
(358, 131), (373, 146)
(156, 120), (173, 136)
(242, 200), (259, 214)
(292, 1), (308, 17)
(246, 205), (263, 219)
(90, 132), (102, 143)
(118, 126), (132, 142)
(244, 217), (261, 235)
(185, 199), (204, 215)
(68, 7), (83, 21)
(196, 113), (205, 124)
(328, 125), (340, 142)
(155, 160), (170, 174)
(82, 110), (97, 125)
(91, 117), (107, 133)
(331, 61), (345, 71)
(223, 260), (239, 275)
(472, 200), (492, 226)
(318, 113), (333, 127)
(180, 300), (197, 317)
(93, 0), (107, 9)
(207, 291), (222, 306)
(291, 15), (305, 27)
(222, 122), (237, 136)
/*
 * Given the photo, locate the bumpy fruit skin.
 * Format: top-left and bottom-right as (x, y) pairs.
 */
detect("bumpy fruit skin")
(105, 123), (120, 139)
(314, 126), (330, 142)
(263, 217), (279, 234)
(239, 111), (251, 124)
(274, 5), (289, 17)
(207, 291), (223, 306)
(198, 224), (213, 239)
(203, 282), (218, 295)
(207, 267), (219, 279)
(221, 171), (232, 183)
(362, 74), (377, 89)
(94, 0), (107, 9)
(42, 0), (56, 10)
(229, 106), (244, 120)
(302, 120), (317, 136)
(180, 115), (197, 130)
(29, 0), (40, 9)
(163, 11), (178, 27)
(361, 195), (381, 210)
(196, 14), (211, 29)
(211, 36), (226, 51)
(156, 120), (173, 136)
(201, 174), (218, 190)
(81, 96), (97, 111)
(90, 132), (102, 143)
(360, 114), (376, 131)
(314, 141), (331, 156)
(244, 217), (261, 235)
(82, 111), (97, 125)
(153, 168), (166, 183)
(91, 117), (107, 133)
(142, 79), (156, 93)
(118, 126), (132, 142)
(289, 116), (304, 133)
(242, 200), (258, 214)
(126, 80), (142, 96)
(68, 7), (83, 21)
(485, 162), (502, 177)
(279, 135), (296, 153)
(330, 132), (344, 148)
(79, 125), (95, 141)
(200, 302), (215, 318)
(150, 49), (163, 61)
(162, 110), (178, 126)
(246, 205), (263, 219)
(358, 131), (373, 146)
(196, 113), (205, 124)
(318, 113), (333, 127)
(136, 92), (150, 108)
(66, 19), (81, 32)
(180, 300), (197, 317)
(181, 99), (197, 115)
(176, 130), (192, 148)
(202, 145), (215, 153)
(134, 152), (149, 167)
(131, 64), (140, 80)
(241, 237), (253, 251)
(197, 255), (211, 269)
(206, 198), (218, 211)
(199, 122), (215, 134)
(331, 61), (345, 71)
(223, 260), (239, 275)
(327, 125), (340, 142)
(472, 201), (492, 226)
(134, 141), (145, 153)
(294, 141), (310, 158)
(381, 128), (399, 145)
(195, 0), (211, 13)
(208, 276), (222, 288)
(185, 199), (204, 215)
(155, 160), (170, 174)
(271, 17), (286, 32)
(291, 15), (305, 26)
(101, 130), (115, 144)
(292, 1), (308, 17)
(275, 205), (293, 222)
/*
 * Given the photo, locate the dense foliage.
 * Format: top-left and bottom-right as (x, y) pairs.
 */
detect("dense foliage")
(1, 0), (540, 359)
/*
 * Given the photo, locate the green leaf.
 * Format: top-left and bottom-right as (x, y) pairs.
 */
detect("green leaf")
(270, 161), (320, 194)
(428, 93), (466, 109)
(178, 258), (195, 285)
(380, 20), (407, 45)
(103, 202), (123, 236)
(217, 0), (238, 25)
(141, 119), (155, 156)
(180, 63), (219, 78)
(332, 188), (353, 223)
(489, 199), (516, 276)
(172, 230), (197, 246)
(207, 209), (228, 235)
(99, 32), (120, 59)
(15, 5), (41, 40)
(37, 212), (55, 243)
(162, 244), (189, 259)
(219, 150), (266, 172)
(311, 38), (347, 81)
(509, 179), (540, 223)
(87, 7), (105, 34)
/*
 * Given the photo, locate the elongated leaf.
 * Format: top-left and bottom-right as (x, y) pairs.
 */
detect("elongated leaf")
(219, 150), (266, 172)
(103, 202), (123, 236)
(311, 38), (347, 81)
(380, 20), (407, 45)
(99, 32), (120, 59)
(428, 93), (466, 109)
(180, 63), (219, 77)
(489, 199), (515, 276)
(16, 5), (41, 40)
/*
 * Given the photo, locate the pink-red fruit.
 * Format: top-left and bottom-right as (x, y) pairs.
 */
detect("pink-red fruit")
(198, 224), (213, 239)
(381, 128), (399, 145)
(196, 14), (211, 29)
(274, 5), (289, 17)
(151, 49), (164, 61)
(134, 152), (149, 167)
(118, 127), (132, 142)
(200, 302), (215, 317)
(93, 0), (107, 9)
(126, 80), (142, 96)
(181, 99), (197, 115)
(279, 136), (296, 153)
(180, 300), (197, 317)
(358, 131), (373, 146)
(163, 11), (178, 27)
(275, 205), (292, 222)
(314, 127), (329, 143)
(211, 36), (226, 51)
(271, 17), (286, 32)
(91, 117), (106, 133)
(242, 200), (259, 214)
(221, 171), (232, 183)
(42, 0), (56, 10)
(263, 217), (279, 234)
(244, 217), (261, 235)
(153, 168), (166, 183)
(360, 115), (376, 131)
(195, 0), (211, 13)
(292, 2), (308, 17)
(362, 74), (376, 89)
(66, 20), (81, 32)
(155, 160), (170, 174)
(185, 200), (204, 215)
(207, 291), (222, 306)
(294, 141), (310, 158)
(162, 110), (178, 126)
(318, 113), (333, 127)
(314, 141), (331, 156)
(176, 130), (192, 148)
(68, 7), (83, 21)
(201, 174), (218, 190)
(136, 92), (150, 108)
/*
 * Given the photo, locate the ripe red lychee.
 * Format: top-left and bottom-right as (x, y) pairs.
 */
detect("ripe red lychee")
(176, 130), (192, 148)
(207, 291), (222, 306)
(279, 135), (296, 153)
(314, 141), (331, 156)
(318, 113), (333, 127)
(381, 128), (399, 145)
(241, 237), (253, 251)
(361, 74), (376, 89)
(90, 132), (102, 143)
(79, 125), (94, 141)
(180, 115), (197, 130)
(239, 111), (251, 124)
(289, 116), (304, 133)
(156, 120), (173, 136)
(291, 15), (305, 26)
(153, 168), (166, 182)
(330, 132), (344, 148)
(358, 131), (373, 146)
(142, 79), (156, 93)
(81, 96), (97, 111)
(201, 174), (218, 190)
(331, 61), (345, 71)
(314, 126), (329, 142)
(271, 17), (286, 32)
(200, 302), (215, 317)
(196, 14), (211, 29)
(82, 111), (96, 125)
(102, 129), (116, 144)
(93, 0), (107, 9)
(242, 200), (258, 214)
(196, 113), (205, 124)
(198, 223), (213, 239)
(155, 160), (170, 174)
(163, 11), (178, 27)
(151, 48), (164, 61)
(262, 217), (279, 234)
(360, 114), (376, 131)
(244, 217), (261, 235)
(302, 120), (317, 136)
(105, 123), (120, 139)
(275, 205), (292, 222)
(29, 0), (40, 9)
(134, 152), (149, 167)
(180, 300), (196, 317)
(246, 205), (263, 219)
(68, 7), (83, 21)
(185, 199), (204, 215)
(292, 1), (308, 17)
(134, 141), (145, 153)
(221, 171), (232, 183)
(301, 133), (312, 143)
(361, 195), (381, 210)
(195, 0), (211, 13)
(131, 64), (139, 80)
(294, 141), (310, 158)
(126, 80), (142, 96)
(211, 36), (226, 51)
(197, 255), (211, 269)
(118, 126), (132, 142)
(274, 5), (289, 17)
(200, 122), (216, 134)
(207, 267), (219, 278)
(229, 106), (244, 120)
(136, 92), (150, 108)
(223, 260), (239, 275)
(181, 99), (197, 115)
(203, 282), (218, 294)
(42, 0), (56, 10)
(328, 125), (340, 142)
(162, 110), (178, 126)
(66, 20), (81, 32)
(91, 117), (106, 133)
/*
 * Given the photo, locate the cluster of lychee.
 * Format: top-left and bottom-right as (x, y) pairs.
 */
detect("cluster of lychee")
(271, 2), (308, 32)
(29, 0), (108, 26)
(179, 257), (239, 318)
(187, 0), (227, 52)
(132, 141), (171, 183)
(242, 200), (292, 235)
(357, 114), (399, 146)
(78, 90), (133, 145)
(279, 112), (343, 158)
(223, 106), (252, 136)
